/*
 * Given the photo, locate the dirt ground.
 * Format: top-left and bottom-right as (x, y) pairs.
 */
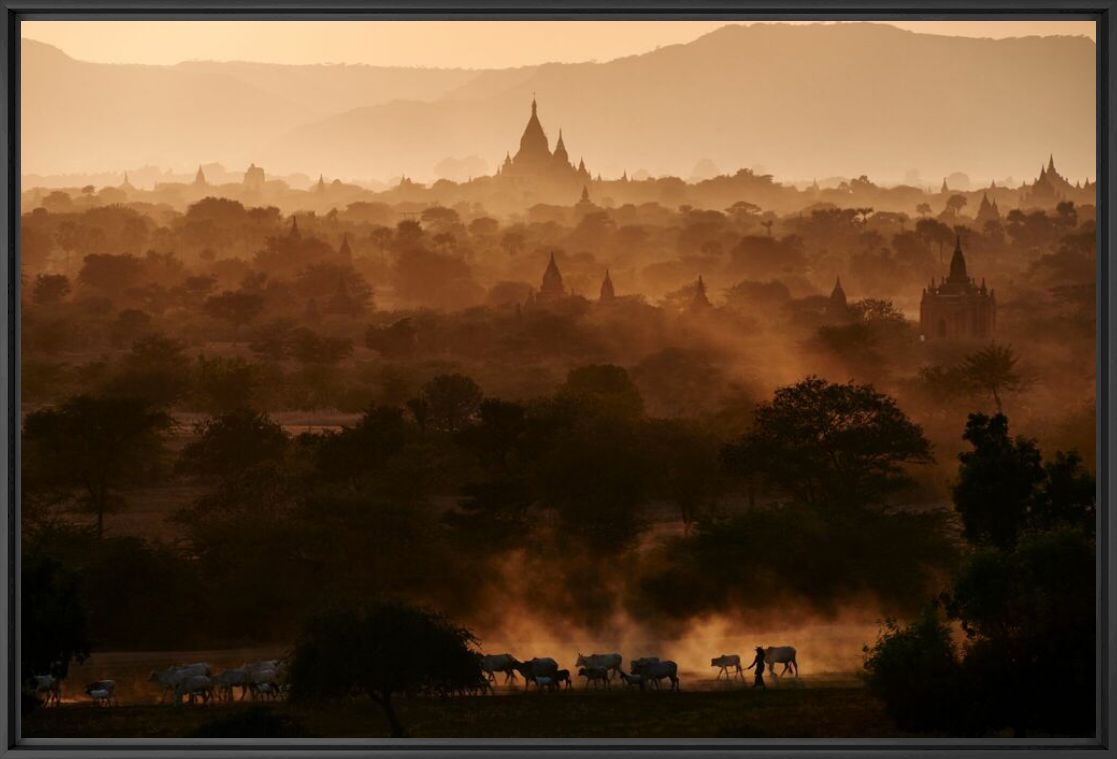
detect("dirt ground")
(24, 680), (910, 739)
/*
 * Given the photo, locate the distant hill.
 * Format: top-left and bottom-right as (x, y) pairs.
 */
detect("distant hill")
(21, 23), (1096, 184)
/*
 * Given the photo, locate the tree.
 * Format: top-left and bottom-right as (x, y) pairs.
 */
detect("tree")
(288, 602), (481, 737)
(311, 406), (407, 489)
(420, 374), (483, 432)
(1035, 451), (1095, 533)
(959, 344), (1026, 412)
(108, 333), (192, 407)
(954, 413), (1043, 549)
(862, 607), (965, 732)
(944, 194), (968, 217)
(915, 217), (954, 264)
(204, 290), (265, 344)
(954, 413), (1094, 549)
(78, 253), (143, 293)
(32, 274), (71, 306)
(290, 329), (353, 366)
(915, 202), (932, 218)
(943, 528), (1095, 735)
(23, 396), (170, 537)
(732, 377), (932, 509)
(558, 364), (644, 420)
(178, 409), (288, 483)
(194, 355), (263, 413)
(22, 554), (90, 683)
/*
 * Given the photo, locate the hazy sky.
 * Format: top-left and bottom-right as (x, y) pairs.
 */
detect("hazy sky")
(22, 20), (1096, 68)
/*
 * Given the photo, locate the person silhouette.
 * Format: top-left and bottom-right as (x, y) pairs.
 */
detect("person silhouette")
(746, 646), (766, 689)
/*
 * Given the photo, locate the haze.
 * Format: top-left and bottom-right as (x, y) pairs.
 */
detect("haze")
(20, 20), (1096, 183)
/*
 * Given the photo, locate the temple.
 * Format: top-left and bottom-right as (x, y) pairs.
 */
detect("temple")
(919, 236), (996, 341)
(538, 252), (566, 302)
(599, 269), (616, 302)
(496, 98), (591, 195)
(1021, 155), (1094, 208)
(974, 192), (1001, 226)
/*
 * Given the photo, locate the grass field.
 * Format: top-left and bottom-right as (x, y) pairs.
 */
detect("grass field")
(24, 682), (917, 739)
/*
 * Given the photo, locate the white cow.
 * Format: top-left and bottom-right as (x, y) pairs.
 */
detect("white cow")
(85, 680), (116, 707)
(247, 667), (280, 700)
(174, 675), (214, 705)
(514, 657), (558, 688)
(711, 654), (744, 680)
(479, 653), (520, 684)
(214, 668), (249, 702)
(149, 664), (208, 703)
(764, 646), (799, 678)
(28, 674), (62, 707)
(576, 652), (623, 680)
(632, 659), (680, 691)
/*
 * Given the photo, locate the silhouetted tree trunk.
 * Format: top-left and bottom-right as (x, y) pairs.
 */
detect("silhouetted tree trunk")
(371, 693), (406, 737)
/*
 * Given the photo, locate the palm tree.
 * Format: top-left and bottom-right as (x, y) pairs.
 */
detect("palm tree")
(961, 344), (1027, 412)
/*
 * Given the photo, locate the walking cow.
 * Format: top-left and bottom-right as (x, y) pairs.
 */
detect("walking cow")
(764, 646), (799, 679)
(711, 654), (743, 681)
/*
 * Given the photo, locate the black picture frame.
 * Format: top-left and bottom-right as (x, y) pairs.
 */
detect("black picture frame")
(1, 1), (1113, 756)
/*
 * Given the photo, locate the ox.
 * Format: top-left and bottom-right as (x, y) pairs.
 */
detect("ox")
(28, 675), (61, 707)
(554, 669), (573, 689)
(711, 654), (743, 681)
(247, 667), (280, 700)
(174, 675), (214, 706)
(618, 671), (645, 690)
(576, 652), (622, 680)
(479, 653), (521, 684)
(578, 666), (610, 689)
(85, 680), (116, 707)
(214, 668), (249, 702)
(764, 646), (799, 678)
(514, 657), (558, 689)
(632, 659), (679, 691)
(149, 663), (210, 703)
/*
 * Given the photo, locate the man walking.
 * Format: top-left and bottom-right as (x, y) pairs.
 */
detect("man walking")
(746, 646), (766, 689)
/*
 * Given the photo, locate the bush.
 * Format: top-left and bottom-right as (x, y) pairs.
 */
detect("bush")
(862, 607), (970, 733)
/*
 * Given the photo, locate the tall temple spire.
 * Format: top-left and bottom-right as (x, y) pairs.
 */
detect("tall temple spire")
(514, 95), (551, 165)
(690, 275), (712, 310)
(539, 251), (566, 300)
(830, 276), (847, 308)
(553, 129), (569, 165)
(194, 165), (207, 186)
(599, 268), (615, 302)
(947, 234), (969, 284)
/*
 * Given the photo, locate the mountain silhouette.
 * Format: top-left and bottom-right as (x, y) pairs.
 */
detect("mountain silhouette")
(22, 23), (1095, 183)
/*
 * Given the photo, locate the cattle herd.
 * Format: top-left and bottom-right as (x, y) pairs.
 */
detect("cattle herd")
(479, 646), (798, 693)
(26, 647), (799, 707)
(25, 659), (288, 708)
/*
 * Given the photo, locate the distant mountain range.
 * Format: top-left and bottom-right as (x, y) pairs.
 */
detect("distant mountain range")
(21, 23), (1096, 185)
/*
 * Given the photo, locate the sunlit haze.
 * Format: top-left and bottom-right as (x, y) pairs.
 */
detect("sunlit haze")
(22, 20), (1097, 67)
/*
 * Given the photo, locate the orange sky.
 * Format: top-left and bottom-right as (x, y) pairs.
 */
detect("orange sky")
(21, 20), (1096, 68)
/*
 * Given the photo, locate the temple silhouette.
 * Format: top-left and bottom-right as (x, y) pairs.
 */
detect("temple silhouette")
(919, 236), (996, 341)
(496, 97), (592, 196)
